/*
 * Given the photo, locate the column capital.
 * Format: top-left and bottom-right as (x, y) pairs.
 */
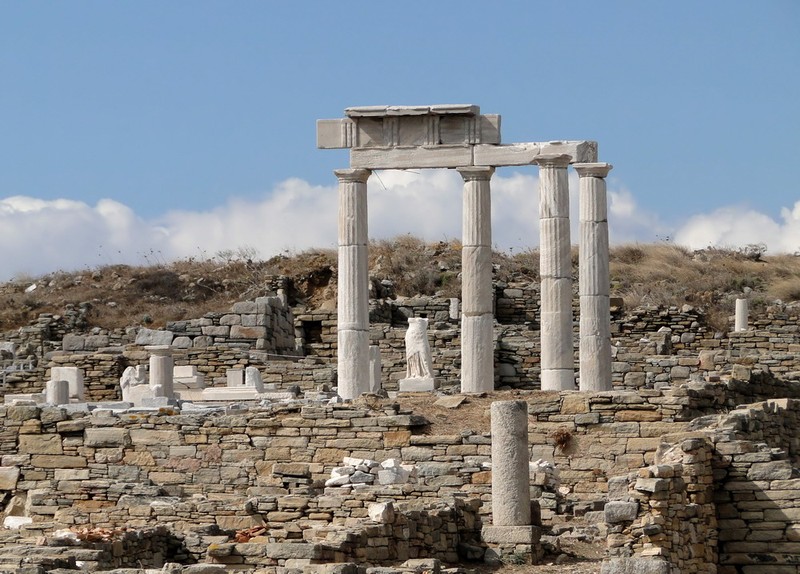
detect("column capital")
(334, 168), (371, 183)
(457, 166), (495, 182)
(532, 153), (572, 168)
(573, 162), (613, 178)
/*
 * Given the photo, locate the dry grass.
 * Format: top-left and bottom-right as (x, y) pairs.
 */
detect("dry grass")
(2, 237), (800, 334)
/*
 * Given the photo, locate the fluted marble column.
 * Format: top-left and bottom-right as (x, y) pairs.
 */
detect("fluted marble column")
(575, 162), (613, 391)
(458, 166), (495, 393)
(335, 168), (371, 400)
(534, 154), (574, 391)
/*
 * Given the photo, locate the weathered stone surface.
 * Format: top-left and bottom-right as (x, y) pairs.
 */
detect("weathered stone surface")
(18, 434), (62, 455)
(0, 466), (20, 490)
(604, 501), (638, 523)
(84, 428), (130, 448)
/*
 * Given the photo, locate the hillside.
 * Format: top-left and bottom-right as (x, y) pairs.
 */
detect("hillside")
(2, 237), (799, 334)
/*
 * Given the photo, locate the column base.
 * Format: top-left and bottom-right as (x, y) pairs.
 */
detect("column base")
(540, 369), (575, 391)
(482, 525), (544, 565)
(398, 377), (438, 392)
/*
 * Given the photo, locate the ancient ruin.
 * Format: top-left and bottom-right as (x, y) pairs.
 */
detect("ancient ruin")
(0, 105), (797, 574)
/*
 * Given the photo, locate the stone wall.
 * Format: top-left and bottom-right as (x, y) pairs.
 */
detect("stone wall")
(602, 398), (800, 574)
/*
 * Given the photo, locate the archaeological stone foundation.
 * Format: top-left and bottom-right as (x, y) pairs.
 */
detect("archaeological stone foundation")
(0, 105), (797, 573)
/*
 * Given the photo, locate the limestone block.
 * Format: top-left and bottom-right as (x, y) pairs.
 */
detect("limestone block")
(230, 325), (267, 339)
(3, 516), (32, 529)
(449, 298), (460, 320)
(231, 301), (259, 314)
(200, 387), (259, 401)
(129, 429), (181, 446)
(174, 365), (197, 377)
(490, 401), (530, 526)
(0, 466), (20, 490)
(398, 378), (438, 392)
(368, 502), (395, 523)
(604, 501), (638, 523)
(19, 434), (62, 455)
(600, 558), (670, 574)
(747, 461), (792, 481)
(61, 334), (85, 351)
(171, 336), (192, 349)
(482, 525), (540, 544)
(84, 428), (130, 448)
(135, 328), (174, 346)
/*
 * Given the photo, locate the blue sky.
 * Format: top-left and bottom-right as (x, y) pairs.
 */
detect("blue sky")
(1, 1), (799, 279)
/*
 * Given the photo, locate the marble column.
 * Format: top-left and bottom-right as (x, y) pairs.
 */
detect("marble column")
(147, 345), (174, 398)
(735, 298), (749, 332)
(457, 166), (495, 393)
(574, 162), (613, 391)
(534, 154), (575, 391)
(490, 400), (531, 526)
(335, 168), (371, 400)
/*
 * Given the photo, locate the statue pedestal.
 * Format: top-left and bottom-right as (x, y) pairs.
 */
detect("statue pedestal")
(398, 377), (438, 392)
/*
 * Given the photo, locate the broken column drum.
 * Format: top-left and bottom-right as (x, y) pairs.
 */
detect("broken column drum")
(317, 105), (605, 398)
(735, 298), (749, 332)
(575, 162), (613, 391)
(535, 154), (575, 391)
(490, 400), (531, 526)
(336, 168), (371, 400)
(147, 346), (174, 399)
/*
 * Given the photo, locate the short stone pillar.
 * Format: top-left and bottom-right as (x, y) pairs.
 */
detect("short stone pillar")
(483, 400), (542, 564)
(245, 366), (265, 392)
(534, 154), (575, 391)
(50, 366), (85, 401)
(574, 162), (613, 391)
(735, 298), (749, 332)
(147, 346), (174, 399)
(399, 318), (437, 392)
(368, 345), (382, 393)
(458, 166), (495, 393)
(335, 168), (371, 400)
(490, 400), (530, 525)
(45, 380), (69, 405)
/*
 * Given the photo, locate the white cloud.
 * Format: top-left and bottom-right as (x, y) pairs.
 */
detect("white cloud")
(3, 172), (795, 282)
(673, 202), (800, 254)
